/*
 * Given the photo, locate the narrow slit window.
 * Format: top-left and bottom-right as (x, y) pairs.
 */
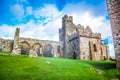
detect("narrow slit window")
(93, 44), (97, 52)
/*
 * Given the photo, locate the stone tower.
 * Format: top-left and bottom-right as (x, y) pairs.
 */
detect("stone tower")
(59, 15), (73, 57)
(11, 28), (20, 55)
(107, 0), (120, 69)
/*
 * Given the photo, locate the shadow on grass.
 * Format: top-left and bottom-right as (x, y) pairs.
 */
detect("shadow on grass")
(81, 60), (120, 79)
(81, 60), (116, 70)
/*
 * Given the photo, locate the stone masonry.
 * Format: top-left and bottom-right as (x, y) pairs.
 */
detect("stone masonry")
(0, 15), (108, 60)
(59, 15), (108, 60)
(11, 28), (20, 55)
(0, 28), (61, 57)
(107, 0), (120, 69)
(0, 38), (13, 52)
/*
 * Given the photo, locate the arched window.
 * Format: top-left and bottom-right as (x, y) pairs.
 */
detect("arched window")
(33, 43), (42, 56)
(93, 44), (97, 52)
(57, 46), (61, 53)
(44, 44), (53, 57)
(21, 42), (30, 55)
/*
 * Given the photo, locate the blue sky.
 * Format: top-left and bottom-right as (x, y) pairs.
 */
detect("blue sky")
(0, 0), (114, 57)
(0, 0), (107, 25)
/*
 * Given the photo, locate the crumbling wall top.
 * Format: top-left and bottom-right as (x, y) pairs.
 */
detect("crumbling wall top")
(62, 15), (73, 23)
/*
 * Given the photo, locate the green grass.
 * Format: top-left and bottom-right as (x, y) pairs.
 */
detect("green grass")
(0, 51), (11, 55)
(0, 52), (120, 80)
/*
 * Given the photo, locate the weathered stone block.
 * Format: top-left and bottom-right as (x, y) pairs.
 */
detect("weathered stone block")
(107, 0), (120, 69)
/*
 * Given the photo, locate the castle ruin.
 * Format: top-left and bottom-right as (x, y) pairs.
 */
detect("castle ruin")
(59, 15), (108, 60)
(107, 0), (120, 69)
(0, 28), (61, 57)
(0, 15), (108, 60)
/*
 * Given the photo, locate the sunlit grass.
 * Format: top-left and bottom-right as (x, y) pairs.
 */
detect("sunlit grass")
(0, 51), (119, 80)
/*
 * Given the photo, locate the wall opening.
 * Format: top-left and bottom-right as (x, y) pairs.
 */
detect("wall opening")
(73, 51), (76, 59)
(21, 42), (30, 55)
(33, 43), (42, 56)
(93, 44), (97, 52)
(44, 44), (53, 57)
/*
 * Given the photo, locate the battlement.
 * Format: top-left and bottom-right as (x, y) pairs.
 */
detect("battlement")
(62, 15), (73, 23)
(60, 15), (102, 43)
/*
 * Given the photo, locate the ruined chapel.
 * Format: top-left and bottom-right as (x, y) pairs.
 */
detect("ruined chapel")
(59, 15), (108, 60)
(0, 15), (108, 60)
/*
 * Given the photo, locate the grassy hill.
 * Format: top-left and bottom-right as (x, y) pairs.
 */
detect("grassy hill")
(0, 52), (120, 80)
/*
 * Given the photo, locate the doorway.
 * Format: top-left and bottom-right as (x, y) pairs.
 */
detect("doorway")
(73, 51), (76, 59)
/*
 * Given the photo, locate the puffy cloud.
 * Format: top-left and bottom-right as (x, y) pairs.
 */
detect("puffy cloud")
(34, 4), (60, 18)
(33, 4), (62, 25)
(0, 24), (16, 39)
(62, 2), (111, 39)
(17, 18), (61, 41)
(26, 6), (33, 15)
(1, 4), (62, 41)
(1, 3), (115, 57)
(62, 2), (114, 57)
(10, 4), (25, 20)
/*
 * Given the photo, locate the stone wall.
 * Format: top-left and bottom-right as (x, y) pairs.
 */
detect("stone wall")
(59, 15), (108, 60)
(69, 36), (80, 59)
(101, 44), (108, 60)
(0, 15), (108, 60)
(0, 36), (61, 57)
(16, 37), (61, 57)
(107, 0), (120, 69)
(60, 15), (75, 57)
(0, 38), (2, 51)
(79, 37), (101, 60)
(0, 38), (13, 52)
(12, 28), (20, 55)
(5, 27), (61, 57)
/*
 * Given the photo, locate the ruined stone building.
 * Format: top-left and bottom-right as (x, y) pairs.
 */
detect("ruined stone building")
(59, 15), (108, 60)
(0, 15), (108, 60)
(0, 28), (61, 57)
(107, 0), (120, 69)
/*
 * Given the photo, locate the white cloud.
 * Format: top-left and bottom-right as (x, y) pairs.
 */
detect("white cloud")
(0, 24), (16, 39)
(10, 4), (25, 20)
(33, 4), (62, 25)
(2, 3), (115, 57)
(108, 43), (115, 58)
(17, 19), (59, 41)
(62, 2), (114, 57)
(13, 4), (62, 41)
(34, 4), (60, 18)
(26, 6), (33, 15)
(62, 3), (112, 39)
(3, 4), (61, 41)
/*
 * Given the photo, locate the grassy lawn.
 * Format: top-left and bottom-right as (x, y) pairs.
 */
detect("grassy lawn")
(0, 52), (120, 80)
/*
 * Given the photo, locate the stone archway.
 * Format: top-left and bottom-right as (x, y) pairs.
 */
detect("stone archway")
(21, 41), (30, 55)
(44, 44), (53, 57)
(33, 43), (43, 56)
